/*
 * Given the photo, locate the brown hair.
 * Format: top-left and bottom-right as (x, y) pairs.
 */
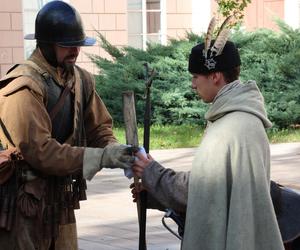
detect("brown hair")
(222, 66), (240, 83)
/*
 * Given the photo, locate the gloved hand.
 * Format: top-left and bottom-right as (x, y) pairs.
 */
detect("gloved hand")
(83, 143), (137, 181)
(101, 143), (135, 169)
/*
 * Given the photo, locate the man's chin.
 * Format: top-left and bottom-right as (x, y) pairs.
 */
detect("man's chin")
(60, 62), (75, 73)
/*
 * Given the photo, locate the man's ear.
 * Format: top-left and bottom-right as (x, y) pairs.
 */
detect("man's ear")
(212, 72), (226, 86)
(208, 72), (220, 84)
(213, 72), (221, 81)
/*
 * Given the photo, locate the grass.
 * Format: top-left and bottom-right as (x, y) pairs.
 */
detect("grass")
(113, 125), (300, 150)
(267, 128), (300, 143)
(113, 124), (204, 149)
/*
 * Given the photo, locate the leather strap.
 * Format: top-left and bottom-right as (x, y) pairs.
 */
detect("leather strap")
(49, 81), (73, 121)
(0, 119), (15, 147)
(24, 60), (73, 121)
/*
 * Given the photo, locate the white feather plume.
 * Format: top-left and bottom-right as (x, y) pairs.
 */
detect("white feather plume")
(216, 15), (233, 37)
(204, 16), (217, 57)
(210, 15), (233, 57)
(210, 28), (230, 56)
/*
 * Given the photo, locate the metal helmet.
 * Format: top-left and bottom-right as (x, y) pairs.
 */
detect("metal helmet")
(24, 1), (96, 47)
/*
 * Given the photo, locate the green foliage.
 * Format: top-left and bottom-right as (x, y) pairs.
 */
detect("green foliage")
(217, 0), (251, 25)
(236, 20), (300, 128)
(91, 21), (300, 129)
(90, 34), (207, 125)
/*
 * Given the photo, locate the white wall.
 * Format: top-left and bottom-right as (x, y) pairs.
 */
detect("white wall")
(192, 0), (211, 35)
(284, 0), (300, 29)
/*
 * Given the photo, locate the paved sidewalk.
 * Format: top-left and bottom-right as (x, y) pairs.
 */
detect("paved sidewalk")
(76, 143), (300, 250)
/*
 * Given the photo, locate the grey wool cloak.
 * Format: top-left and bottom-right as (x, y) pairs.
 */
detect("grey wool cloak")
(181, 80), (284, 250)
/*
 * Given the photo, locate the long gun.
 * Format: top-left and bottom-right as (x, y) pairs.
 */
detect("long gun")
(143, 63), (155, 153)
(138, 63), (156, 250)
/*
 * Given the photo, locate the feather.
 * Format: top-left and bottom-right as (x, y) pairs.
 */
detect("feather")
(208, 15), (233, 57)
(210, 28), (230, 56)
(216, 15), (233, 37)
(204, 16), (217, 57)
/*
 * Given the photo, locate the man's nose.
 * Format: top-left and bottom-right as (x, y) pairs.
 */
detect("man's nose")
(70, 46), (80, 54)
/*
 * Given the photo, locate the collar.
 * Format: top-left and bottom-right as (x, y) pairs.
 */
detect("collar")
(29, 49), (75, 89)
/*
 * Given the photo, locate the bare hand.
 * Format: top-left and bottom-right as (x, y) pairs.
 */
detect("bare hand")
(132, 151), (153, 178)
(130, 182), (145, 203)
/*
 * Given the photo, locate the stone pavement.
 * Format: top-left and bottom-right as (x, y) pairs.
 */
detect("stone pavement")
(76, 142), (300, 250)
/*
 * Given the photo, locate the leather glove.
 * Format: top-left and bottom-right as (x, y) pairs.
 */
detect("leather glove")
(101, 143), (135, 169)
(83, 143), (136, 181)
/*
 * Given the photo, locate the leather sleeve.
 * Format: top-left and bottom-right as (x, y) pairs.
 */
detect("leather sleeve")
(83, 76), (117, 148)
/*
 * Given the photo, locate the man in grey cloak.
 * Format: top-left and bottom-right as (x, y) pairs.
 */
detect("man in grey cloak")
(132, 39), (284, 250)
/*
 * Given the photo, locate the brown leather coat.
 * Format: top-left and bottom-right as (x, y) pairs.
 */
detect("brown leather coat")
(0, 49), (116, 174)
(0, 49), (117, 249)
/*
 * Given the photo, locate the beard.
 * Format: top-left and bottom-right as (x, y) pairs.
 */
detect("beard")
(58, 52), (80, 78)
(61, 55), (77, 68)
(58, 60), (75, 74)
(37, 41), (76, 75)
(60, 61), (75, 78)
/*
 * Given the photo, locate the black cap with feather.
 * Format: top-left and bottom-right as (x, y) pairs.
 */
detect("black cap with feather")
(188, 16), (241, 74)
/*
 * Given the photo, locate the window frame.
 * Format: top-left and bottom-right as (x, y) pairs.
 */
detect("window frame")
(128, 0), (166, 50)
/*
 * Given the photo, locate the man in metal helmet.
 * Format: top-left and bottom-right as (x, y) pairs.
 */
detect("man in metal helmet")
(24, 0), (97, 68)
(0, 1), (133, 249)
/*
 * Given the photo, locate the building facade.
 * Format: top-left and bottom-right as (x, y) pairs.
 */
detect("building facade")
(0, 0), (298, 77)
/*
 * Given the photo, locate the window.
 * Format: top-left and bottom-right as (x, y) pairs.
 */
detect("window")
(128, 0), (166, 50)
(22, 0), (69, 58)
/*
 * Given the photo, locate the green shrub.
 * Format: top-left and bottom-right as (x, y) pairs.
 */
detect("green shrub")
(90, 33), (206, 126)
(236, 21), (300, 128)
(91, 22), (300, 129)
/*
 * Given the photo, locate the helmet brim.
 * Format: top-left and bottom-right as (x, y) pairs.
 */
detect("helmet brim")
(58, 37), (97, 47)
(24, 33), (35, 40)
(24, 34), (96, 47)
